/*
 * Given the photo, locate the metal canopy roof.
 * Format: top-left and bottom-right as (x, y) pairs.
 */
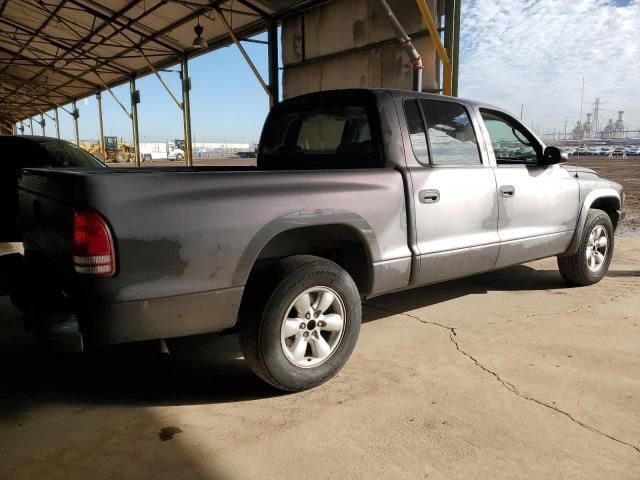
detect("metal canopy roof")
(0, 0), (326, 126)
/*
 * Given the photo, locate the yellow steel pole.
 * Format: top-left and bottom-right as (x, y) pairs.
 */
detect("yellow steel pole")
(415, 0), (452, 95)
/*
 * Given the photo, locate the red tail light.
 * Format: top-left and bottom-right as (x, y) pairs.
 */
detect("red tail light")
(72, 210), (116, 277)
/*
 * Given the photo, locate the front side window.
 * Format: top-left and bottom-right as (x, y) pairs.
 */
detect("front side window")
(420, 99), (481, 166)
(481, 111), (538, 165)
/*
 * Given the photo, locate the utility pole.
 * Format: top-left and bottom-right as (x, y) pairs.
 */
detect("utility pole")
(593, 97), (600, 138)
(578, 76), (585, 127)
(564, 117), (568, 141)
(520, 104), (524, 120)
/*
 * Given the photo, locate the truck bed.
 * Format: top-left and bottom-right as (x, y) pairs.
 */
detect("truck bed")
(18, 166), (412, 344)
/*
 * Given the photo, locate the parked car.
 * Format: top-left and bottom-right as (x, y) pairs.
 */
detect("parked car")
(609, 148), (627, 158)
(1, 135), (105, 301)
(1, 135), (105, 242)
(17, 90), (624, 391)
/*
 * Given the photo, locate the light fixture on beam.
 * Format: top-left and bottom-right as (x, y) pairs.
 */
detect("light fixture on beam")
(192, 19), (207, 50)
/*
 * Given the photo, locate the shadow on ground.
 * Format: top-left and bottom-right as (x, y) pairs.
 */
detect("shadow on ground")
(363, 264), (571, 322)
(0, 264), (576, 416)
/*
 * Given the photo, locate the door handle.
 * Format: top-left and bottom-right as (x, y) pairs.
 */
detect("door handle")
(499, 185), (515, 198)
(419, 189), (440, 204)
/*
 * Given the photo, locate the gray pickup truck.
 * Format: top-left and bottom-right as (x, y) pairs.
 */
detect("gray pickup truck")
(18, 89), (625, 391)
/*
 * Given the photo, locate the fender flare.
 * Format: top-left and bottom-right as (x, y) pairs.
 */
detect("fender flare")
(231, 208), (380, 287)
(562, 188), (621, 256)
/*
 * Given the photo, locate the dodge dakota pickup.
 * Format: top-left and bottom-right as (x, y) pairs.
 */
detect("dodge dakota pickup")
(18, 89), (625, 391)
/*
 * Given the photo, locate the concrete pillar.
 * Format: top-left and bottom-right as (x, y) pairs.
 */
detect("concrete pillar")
(281, 0), (439, 99)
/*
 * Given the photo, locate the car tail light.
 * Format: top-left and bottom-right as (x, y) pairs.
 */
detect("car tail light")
(72, 210), (116, 277)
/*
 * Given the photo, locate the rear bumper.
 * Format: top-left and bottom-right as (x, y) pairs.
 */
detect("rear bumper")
(27, 286), (243, 351)
(85, 286), (243, 345)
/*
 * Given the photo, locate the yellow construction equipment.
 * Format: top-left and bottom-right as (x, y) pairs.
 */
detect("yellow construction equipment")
(81, 136), (135, 163)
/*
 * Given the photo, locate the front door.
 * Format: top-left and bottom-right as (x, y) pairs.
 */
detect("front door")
(479, 110), (580, 268)
(404, 98), (500, 285)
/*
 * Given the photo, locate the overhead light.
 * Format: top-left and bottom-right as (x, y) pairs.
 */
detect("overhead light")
(192, 19), (207, 50)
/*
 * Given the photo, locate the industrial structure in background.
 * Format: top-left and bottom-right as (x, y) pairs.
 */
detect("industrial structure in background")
(1, 0), (461, 166)
(572, 106), (629, 141)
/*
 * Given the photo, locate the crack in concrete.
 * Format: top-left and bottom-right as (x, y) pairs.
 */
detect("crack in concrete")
(364, 302), (640, 455)
(521, 290), (630, 321)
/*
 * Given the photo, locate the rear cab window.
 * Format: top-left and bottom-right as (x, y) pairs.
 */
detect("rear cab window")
(259, 92), (382, 169)
(404, 98), (482, 166)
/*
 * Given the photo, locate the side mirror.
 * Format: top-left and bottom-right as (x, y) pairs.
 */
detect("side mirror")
(542, 146), (568, 165)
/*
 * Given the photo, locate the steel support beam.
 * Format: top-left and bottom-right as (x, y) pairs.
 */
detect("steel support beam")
(452, 0), (461, 97)
(129, 77), (141, 167)
(72, 100), (80, 145)
(97, 92), (106, 162)
(54, 107), (60, 138)
(181, 56), (193, 167)
(416, 0), (452, 95)
(217, 8), (271, 97)
(29, 117), (33, 133)
(268, 21), (279, 107)
(40, 113), (45, 136)
(443, 0), (454, 96)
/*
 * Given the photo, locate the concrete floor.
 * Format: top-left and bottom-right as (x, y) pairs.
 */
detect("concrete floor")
(1, 237), (639, 479)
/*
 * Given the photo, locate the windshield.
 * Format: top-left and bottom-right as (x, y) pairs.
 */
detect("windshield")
(36, 139), (105, 168)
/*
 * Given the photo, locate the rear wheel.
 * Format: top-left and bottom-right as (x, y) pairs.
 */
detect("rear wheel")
(175, 153), (184, 162)
(558, 209), (614, 285)
(239, 255), (361, 392)
(114, 151), (127, 163)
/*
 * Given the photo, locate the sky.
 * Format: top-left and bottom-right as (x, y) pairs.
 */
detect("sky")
(19, 0), (640, 143)
(459, 0), (640, 137)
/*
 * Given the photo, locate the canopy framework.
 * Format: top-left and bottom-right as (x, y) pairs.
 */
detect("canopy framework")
(0, 0), (327, 127)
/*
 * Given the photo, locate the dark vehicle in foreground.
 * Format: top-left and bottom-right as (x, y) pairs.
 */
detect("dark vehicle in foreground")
(18, 90), (624, 391)
(1, 135), (104, 296)
(1, 135), (105, 242)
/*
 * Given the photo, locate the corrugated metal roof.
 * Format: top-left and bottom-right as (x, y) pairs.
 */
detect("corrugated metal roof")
(0, 0), (328, 126)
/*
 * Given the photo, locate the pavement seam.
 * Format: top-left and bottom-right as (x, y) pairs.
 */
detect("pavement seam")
(363, 302), (640, 455)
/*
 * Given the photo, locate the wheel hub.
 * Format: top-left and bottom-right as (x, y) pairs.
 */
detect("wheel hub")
(585, 224), (608, 273)
(280, 286), (346, 368)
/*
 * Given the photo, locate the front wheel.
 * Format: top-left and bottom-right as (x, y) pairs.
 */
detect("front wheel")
(239, 256), (361, 392)
(557, 209), (614, 286)
(174, 153), (184, 162)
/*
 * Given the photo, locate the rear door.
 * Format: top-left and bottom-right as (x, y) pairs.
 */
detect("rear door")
(402, 97), (500, 285)
(477, 109), (580, 268)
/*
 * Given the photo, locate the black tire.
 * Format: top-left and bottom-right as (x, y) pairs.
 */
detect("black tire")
(557, 209), (614, 286)
(175, 153), (184, 162)
(239, 255), (361, 392)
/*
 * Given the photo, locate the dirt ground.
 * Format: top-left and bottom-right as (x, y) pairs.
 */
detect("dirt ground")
(569, 156), (640, 236)
(1, 155), (637, 478)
